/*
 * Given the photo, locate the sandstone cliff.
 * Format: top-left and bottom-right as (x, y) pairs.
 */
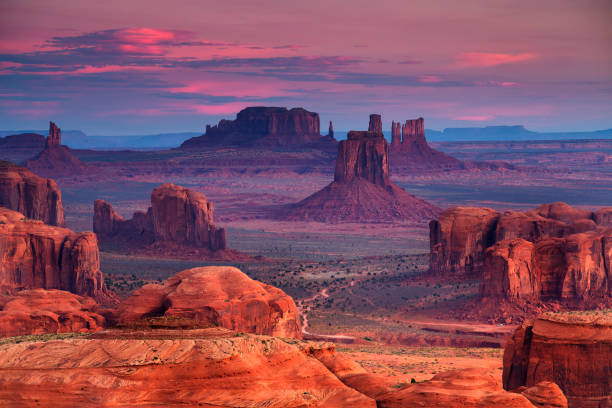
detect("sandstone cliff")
(0, 207), (115, 305)
(0, 161), (65, 226)
(115, 266), (302, 339)
(503, 312), (611, 408)
(181, 106), (336, 148)
(94, 183), (228, 255)
(281, 114), (441, 223)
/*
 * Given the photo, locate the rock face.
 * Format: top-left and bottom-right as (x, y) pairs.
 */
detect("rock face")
(115, 266), (302, 339)
(181, 106), (337, 148)
(0, 133), (45, 150)
(368, 114), (382, 133)
(0, 289), (104, 337)
(0, 207), (115, 305)
(25, 121), (84, 175)
(94, 183), (227, 253)
(328, 120), (334, 138)
(282, 114), (441, 223)
(0, 161), (65, 226)
(503, 313), (612, 408)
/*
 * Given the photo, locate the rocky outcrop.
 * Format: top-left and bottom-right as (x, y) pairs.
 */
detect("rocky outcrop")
(368, 114), (382, 133)
(503, 313), (611, 408)
(181, 106), (337, 148)
(0, 133), (45, 150)
(0, 161), (65, 226)
(94, 183), (227, 254)
(0, 327), (377, 407)
(25, 121), (84, 176)
(115, 266), (302, 338)
(0, 289), (104, 337)
(328, 120), (334, 138)
(0, 207), (115, 305)
(281, 114), (441, 223)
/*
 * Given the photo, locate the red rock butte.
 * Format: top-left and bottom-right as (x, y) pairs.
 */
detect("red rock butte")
(0, 161), (65, 226)
(181, 106), (337, 148)
(0, 207), (115, 305)
(281, 114), (441, 223)
(25, 121), (85, 175)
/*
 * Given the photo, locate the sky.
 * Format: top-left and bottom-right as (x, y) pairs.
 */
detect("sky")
(0, 0), (611, 135)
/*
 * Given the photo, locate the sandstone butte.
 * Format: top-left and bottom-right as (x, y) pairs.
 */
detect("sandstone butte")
(0, 207), (115, 305)
(180, 106), (337, 148)
(0, 326), (568, 407)
(282, 114), (441, 223)
(0, 289), (105, 337)
(24, 121), (85, 176)
(0, 160), (65, 226)
(504, 311), (612, 408)
(94, 183), (249, 260)
(114, 266), (303, 339)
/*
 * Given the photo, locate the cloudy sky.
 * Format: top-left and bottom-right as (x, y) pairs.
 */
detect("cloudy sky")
(1, 0), (611, 135)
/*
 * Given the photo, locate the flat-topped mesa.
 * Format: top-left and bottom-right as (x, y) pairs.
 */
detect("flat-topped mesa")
(368, 114), (383, 134)
(181, 106), (335, 148)
(0, 161), (65, 226)
(94, 183), (226, 252)
(334, 130), (389, 186)
(46, 121), (61, 147)
(0, 207), (115, 305)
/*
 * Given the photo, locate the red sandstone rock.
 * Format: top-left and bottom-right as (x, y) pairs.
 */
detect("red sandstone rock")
(503, 313), (611, 408)
(282, 115), (441, 223)
(181, 106), (335, 148)
(95, 183), (228, 254)
(429, 206), (500, 276)
(0, 289), (104, 337)
(0, 207), (115, 305)
(0, 327), (377, 407)
(0, 133), (45, 150)
(25, 121), (85, 176)
(46, 121), (61, 147)
(368, 114), (382, 134)
(0, 161), (65, 226)
(328, 120), (334, 138)
(518, 381), (568, 408)
(378, 368), (539, 407)
(115, 266), (302, 338)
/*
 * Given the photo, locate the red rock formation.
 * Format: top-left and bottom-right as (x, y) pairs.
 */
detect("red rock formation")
(516, 381), (568, 408)
(282, 115), (441, 223)
(368, 114), (382, 133)
(0, 327), (377, 407)
(503, 313), (611, 408)
(25, 122), (84, 176)
(0, 161), (65, 226)
(46, 121), (61, 147)
(0, 289), (104, 337)
(328, 120), (334, 138)
(115, 266), (302, 338)
(0, 133), (45, 150)
(95, 183), (228, 254)
(0, 207), (115, 305)
(181, 106), (336, 148)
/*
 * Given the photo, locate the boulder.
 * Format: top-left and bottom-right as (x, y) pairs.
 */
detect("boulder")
(503, 313), (612, 408)
(0, 289), (104, 337)
(0, 161), (65, 226)
(115, 266), (302, 338)
(0, 207), (115, 305)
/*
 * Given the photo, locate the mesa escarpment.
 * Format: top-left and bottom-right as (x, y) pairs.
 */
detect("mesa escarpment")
(0, 207), (115, 305)
(114, 266), (303, 338)
(281, 114), (441, 223)
(503, 312), (611, 408)
(94, 183), (241, 259)
(25, 121), (85, 176)
(181, 106), (337, 148)
(0, 161), (65, 226)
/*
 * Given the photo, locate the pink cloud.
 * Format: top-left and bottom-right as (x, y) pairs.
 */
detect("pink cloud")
(455, 52), (537, 68)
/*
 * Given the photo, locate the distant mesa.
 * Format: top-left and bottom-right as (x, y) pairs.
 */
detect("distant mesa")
(0, 207), (115, 305)
(0, 132), (45, 150)
(25, 121), (85, 176)
(94, 183), (250, 260)
(504, 312), (611, 408)
(180, 106), (337, 148)
(280, 114), (441, 223)
(0, 161), (65, 226)
(114, 266), (302, 338)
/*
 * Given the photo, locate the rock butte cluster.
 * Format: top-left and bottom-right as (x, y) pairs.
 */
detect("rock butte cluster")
(181, 106), (336, 148)
(430, 202), (612, 307)
(0, 207), (114, 305)
(25, 121), (84, 175)
(504, 312), (611, 408)
(0, 161), (65, 226)
(114, 266), (302, 338)
(283, 114), (441, 222)
(94, 183), (227, 253)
